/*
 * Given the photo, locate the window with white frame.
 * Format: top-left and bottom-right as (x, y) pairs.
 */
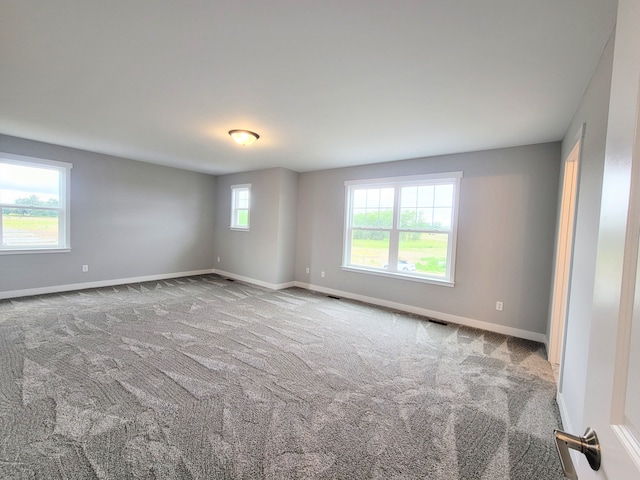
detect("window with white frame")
(230, 184), (251, 230)
(0, 153), (72, 253)
(343, 172), (462, 285)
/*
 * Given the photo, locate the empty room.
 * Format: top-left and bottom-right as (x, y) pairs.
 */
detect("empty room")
(1, 1), (639, 479)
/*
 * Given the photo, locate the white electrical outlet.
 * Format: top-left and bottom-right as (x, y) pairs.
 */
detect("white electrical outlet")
(82, 265), (89, 273)
(217, 257), (221, 263)
(321, 271), (325, 278)
(305, 267), (310, 274)
(496, 301), (503, 311)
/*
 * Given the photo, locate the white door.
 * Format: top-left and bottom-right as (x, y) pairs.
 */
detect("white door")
(571, 0), (640, 477)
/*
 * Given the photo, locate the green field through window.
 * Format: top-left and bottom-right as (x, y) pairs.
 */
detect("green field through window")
(399, 232), (448, 275)
(2, 212), (59, 246)
(350, 232), (448, 275)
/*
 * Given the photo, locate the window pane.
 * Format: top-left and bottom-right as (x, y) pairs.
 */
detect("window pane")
(417, 185), (434, 207)
(350, 230), (390, 269)
(398, 232), (449, 276)
(2, 208), (59, 246)
(434, 184), (453, 206)
(402, 185), (435, 208)
(399, 208), (417, 229)
(378, 208), (393, 228)
(352, 187), (394, 228)
(380, 188), (394, 208)
(352, 207), (393, 228)
(366, 189), (380, 207)
(433, 207), (452, 229)
(400, 186), (418, 208)
(235, 209), (248, 227)
(235, 188), (249, 209)
(353, 189), (367, 208)
(0, 163), (60, 206)
(417, 208), (433, 228)
(400, 184), (452, 231)
(353, 208), (367, 227)
(400, 186), (437, 229)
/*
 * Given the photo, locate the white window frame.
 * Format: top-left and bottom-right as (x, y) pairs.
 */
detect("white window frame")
(0, 153), (72, 254)
(342, 172), (462, 286)
(230, 184), (251, 230)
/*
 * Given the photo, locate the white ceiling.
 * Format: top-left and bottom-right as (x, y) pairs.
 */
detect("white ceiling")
(0, 1), (617, 175)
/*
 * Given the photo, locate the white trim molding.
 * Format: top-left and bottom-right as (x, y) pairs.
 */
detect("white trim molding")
(213, 269), (296, 291)
(0, 269), (216, 300)
(0, 268), (547, 344)
(294, 281), (547, 344)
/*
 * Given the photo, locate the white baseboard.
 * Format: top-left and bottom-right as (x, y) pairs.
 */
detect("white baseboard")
(294, 281), (548, 344)
(557, 390), (572, 431)
(0, 269), (216, 300)
(213, 269), (296, 291)
(556, 390), (580, 434)
(555, 390), (582, 470)
(1, 269), (548, 344)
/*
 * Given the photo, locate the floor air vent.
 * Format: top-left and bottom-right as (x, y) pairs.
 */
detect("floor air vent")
(428, 318), (448, 326)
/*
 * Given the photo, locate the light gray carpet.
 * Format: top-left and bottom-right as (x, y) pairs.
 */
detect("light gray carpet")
(0, 274), (564, 479)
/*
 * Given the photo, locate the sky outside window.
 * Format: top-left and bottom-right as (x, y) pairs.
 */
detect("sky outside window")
(0, 163), (60, 204)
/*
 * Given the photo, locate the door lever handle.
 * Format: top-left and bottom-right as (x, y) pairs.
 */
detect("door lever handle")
(553, 427), (601, 480)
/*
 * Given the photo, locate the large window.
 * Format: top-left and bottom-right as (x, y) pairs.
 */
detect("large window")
(343, 172), (462, 285)
(0, 153), (72, 253)
(230, 184), (251, 230)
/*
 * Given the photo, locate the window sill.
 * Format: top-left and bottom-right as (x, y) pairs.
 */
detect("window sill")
(341, 265), (454, 287)
(0, 248), (71, 255)
(229, 227), (250, 232)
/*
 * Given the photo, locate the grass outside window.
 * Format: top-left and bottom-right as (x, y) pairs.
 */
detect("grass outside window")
(2, 213), (59, 246)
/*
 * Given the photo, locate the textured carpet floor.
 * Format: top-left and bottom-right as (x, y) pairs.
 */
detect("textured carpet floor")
(0, 274), (564, 479)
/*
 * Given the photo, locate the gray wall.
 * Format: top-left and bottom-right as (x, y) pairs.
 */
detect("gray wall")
(213, 167), (298, 286)
(1, 134), (560, 339)
(0, 134), (217, 294)
(294, 143), (561, 335)
(555, 33), (614, 432)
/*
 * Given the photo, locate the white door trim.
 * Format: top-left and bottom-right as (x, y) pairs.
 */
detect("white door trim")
(549, 124), (584, 365)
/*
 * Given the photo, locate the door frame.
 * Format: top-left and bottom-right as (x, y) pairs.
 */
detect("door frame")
(548, 124), (584, 366)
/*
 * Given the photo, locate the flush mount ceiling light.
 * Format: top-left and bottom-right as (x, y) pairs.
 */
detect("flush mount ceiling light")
(229, 129), (259, 146)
